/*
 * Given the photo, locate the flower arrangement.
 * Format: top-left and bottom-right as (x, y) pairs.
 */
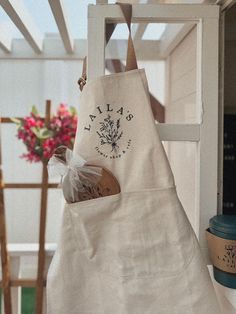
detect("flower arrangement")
(12, 104), (78, 163)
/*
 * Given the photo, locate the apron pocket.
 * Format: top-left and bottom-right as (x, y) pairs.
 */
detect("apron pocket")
(67, 187), (195, 279)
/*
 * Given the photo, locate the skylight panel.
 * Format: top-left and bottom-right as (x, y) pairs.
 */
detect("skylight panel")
(23, 0), (58, 36)
(0, 6), (22, 38)
(142, 23), (166, 40)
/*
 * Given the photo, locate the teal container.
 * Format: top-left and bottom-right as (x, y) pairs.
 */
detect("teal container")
(209, 215), (236, 289)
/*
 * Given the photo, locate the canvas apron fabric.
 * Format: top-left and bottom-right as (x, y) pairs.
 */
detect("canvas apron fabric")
(47, 4), (220, 314)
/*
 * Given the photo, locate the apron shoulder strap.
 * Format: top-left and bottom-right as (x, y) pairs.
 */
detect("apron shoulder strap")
(78, 3), (138, 91)
(119, 2), (138, 72)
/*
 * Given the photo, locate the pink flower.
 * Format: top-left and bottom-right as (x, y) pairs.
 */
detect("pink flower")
(43, 138), (56, 152)
(57, 103), (69, 117)
(21, 152), (41, 163)
(42, 138), (56, 159)
(61, 134), (71, 143)
(24, 117), (37, 128)
(15, 104), (78, 163)
(36, 119), (44, 128)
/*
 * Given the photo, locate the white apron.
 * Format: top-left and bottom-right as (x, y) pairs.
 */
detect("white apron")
(47, 4), (220, 314)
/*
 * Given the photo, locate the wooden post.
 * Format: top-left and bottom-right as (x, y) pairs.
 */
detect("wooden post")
(0, 118), (12, 314)
(36, 100), (51, 314)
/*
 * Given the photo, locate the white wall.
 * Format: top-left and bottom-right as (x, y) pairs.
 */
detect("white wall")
(165, 26), (199, 232)
(225, 4), (236, 112)
(0, 59), (82, 244)
(0, 59), (164, 244)
(138, 60), (165, 105)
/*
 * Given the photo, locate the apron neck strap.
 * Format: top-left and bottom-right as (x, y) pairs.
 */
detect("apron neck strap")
(78, 3), (138, 91)
(118, 2), (138, 72)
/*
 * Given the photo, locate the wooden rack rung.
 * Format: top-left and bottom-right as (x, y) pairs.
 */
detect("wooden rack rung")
(0, 279), (46, 288)
(1, 101), (53, 313)
(0, 117), (46, 123)
(3, 183), (58, 189)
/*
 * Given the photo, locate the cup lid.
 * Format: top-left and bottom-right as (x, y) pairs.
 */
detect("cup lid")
(209, 215), (236, 235)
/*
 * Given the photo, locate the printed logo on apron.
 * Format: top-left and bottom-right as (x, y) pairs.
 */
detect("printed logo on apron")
(83, 103), (134, 159)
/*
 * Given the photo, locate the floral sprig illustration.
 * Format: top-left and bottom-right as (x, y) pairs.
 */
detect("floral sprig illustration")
(96, 115), (123, 152)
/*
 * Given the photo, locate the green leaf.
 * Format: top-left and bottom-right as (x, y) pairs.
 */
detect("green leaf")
(31, 127), (41, 137)
(31, 105), (39, 116)
(35, 145), (43, 153)
(40, 128), (54, 139)
(10, 117), (22, 125)
(69, 106), (77, 116)
(31, 127), (54, 139)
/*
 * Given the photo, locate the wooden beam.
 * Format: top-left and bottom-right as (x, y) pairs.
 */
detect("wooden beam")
(132, 23), (148, 41)
(0, 0), (43, 53)
(0, 38), (161, 60)
(48, 0), (74, 53)
(89, 4), (220, 22)
(159, 23), (196, 58)
(131, 0), (150, 40)
(0, 23), (12, 53)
